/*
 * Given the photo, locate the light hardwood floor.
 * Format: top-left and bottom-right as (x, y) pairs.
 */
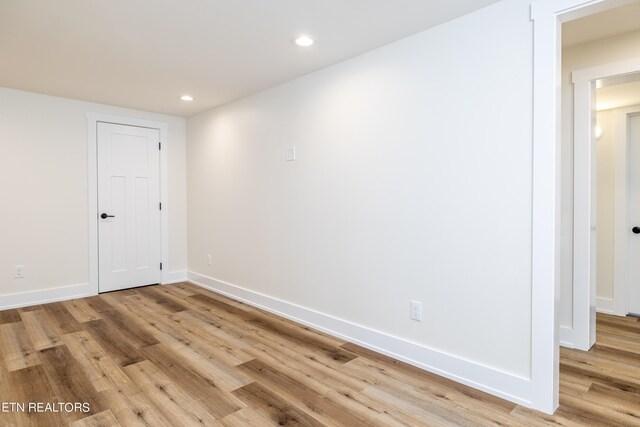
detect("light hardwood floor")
(0, 283), (639, 426)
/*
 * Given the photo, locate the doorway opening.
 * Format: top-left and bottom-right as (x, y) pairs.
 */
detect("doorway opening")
(560, 2), (640, 352)
(532, 0), (640, 414)
(595, 73), (640, 318)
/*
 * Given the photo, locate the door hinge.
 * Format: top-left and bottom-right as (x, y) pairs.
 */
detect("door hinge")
(160, 262), (163, 271)
(159, 142), (161, 150)
(159, 202), (162, 211)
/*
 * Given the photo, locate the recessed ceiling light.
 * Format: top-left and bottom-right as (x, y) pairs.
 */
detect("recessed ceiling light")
(181, 95), (194, 101)
(293, 35), (315, 47)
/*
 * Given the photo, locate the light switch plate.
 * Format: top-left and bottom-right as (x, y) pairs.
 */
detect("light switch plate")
(285, 146), (296, 162)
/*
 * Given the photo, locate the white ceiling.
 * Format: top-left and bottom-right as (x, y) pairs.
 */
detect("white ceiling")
(0, 0), (499, 117)
(563, 1), (640, 47)
(597, 75), (640, 111)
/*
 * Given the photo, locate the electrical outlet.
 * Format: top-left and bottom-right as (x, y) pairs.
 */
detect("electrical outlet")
(285, 146), (296, 162)
(207, 254), (212, 266)
(14, 265), (24, 279)
(410, 300), (422, 321)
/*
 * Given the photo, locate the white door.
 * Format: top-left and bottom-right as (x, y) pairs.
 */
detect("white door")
(629, 114), (640, 314)
(97, 122), (162, 293)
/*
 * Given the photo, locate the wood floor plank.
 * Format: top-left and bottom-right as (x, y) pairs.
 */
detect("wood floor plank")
(558, 392), (639, 426)
(97, 309), (160, 349)
(119, 291), (184, 317)
(19, 304), (43, 312)
(238, 358), (380, 426)
(155, 282), (201, 299)
(597, 322), (640, 339)
(362, 384), (467, 427)
(341, 354), (516, 426)
(358, 365), (525, 427)
(220, 406), (274, 427)
(82, 296), (115, 314)
(170, 311), (255, 365)
(136, 286), (189, 313)
(188, 293), (257, 321)
(558, 370), (592, 395)
(21, 309), (63, 350)
(138, 343), (244, 417)
(173, 282), (207, 295)
(342, 341), (518, 414)
(244, 322), (357, 367)
(0, 308), (21, 325)
(158, 333), (254, 391)
(245, 341), (385, 425)
(6, 364), (67, 427)
(38, 345), (105, 422)
(44, 302), (85, 334)
(508, 406), (592, 427)
(62, 299), (102, 323)
(232, 382), (325, 427)
(589, 344), (640, 367)
(579, 382), (640, 421)
(123, 361), (222, 426)
(0, 371), (13, 427)
(596, 330), (640, 354)
(98, 388), (173, 427)
(61, 331), (139, 395)
(69, 410), (121, 427)
(597, 313), (640, 327)
(188, 302), (355, 369)
(0, 321), (41, 371)
(82, 320), (146, 367)
(177, 307), (259, 350)
(249, 341), (368, 392)
(248, 317), (357, 365)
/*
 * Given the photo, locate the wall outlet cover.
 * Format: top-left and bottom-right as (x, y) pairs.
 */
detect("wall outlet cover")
(410, 300), (422, 321)
(14, 265), (25, 279)
(285, 146), (296, 162)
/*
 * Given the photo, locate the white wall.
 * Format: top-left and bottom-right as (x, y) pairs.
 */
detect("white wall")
(187, 0), (533, 397)
(0, 87), (187, 301)
(595, 109), (615, 300)
(560, 30), (640, 328)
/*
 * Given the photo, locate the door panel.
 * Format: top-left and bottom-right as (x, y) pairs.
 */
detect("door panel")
(629, 115), (640, 315)
(98, 122), (161, 292)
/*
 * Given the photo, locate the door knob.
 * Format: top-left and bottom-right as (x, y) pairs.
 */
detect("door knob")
(100, 213), (115, 219)
(633, 227), (640, 234)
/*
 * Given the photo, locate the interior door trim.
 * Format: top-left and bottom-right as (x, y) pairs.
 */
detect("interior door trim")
(87, 112), (169, 296)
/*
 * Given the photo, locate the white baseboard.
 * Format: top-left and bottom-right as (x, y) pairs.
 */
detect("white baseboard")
(0, 270), (187, 311)
(186, 271), (533, 408)
(596, 297), (614, 315)
(0, 283), (95, 310)
(162, 270), (187, 285)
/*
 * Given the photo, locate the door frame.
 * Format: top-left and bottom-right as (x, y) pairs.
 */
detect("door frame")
(87, 113), (169, 295)
(569, 58), (640, 350)
(531, 0), (636, 414)
(614, 105), (640, 315)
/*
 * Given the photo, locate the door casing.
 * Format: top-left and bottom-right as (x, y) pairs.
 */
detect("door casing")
(87, 113), (169, 295)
